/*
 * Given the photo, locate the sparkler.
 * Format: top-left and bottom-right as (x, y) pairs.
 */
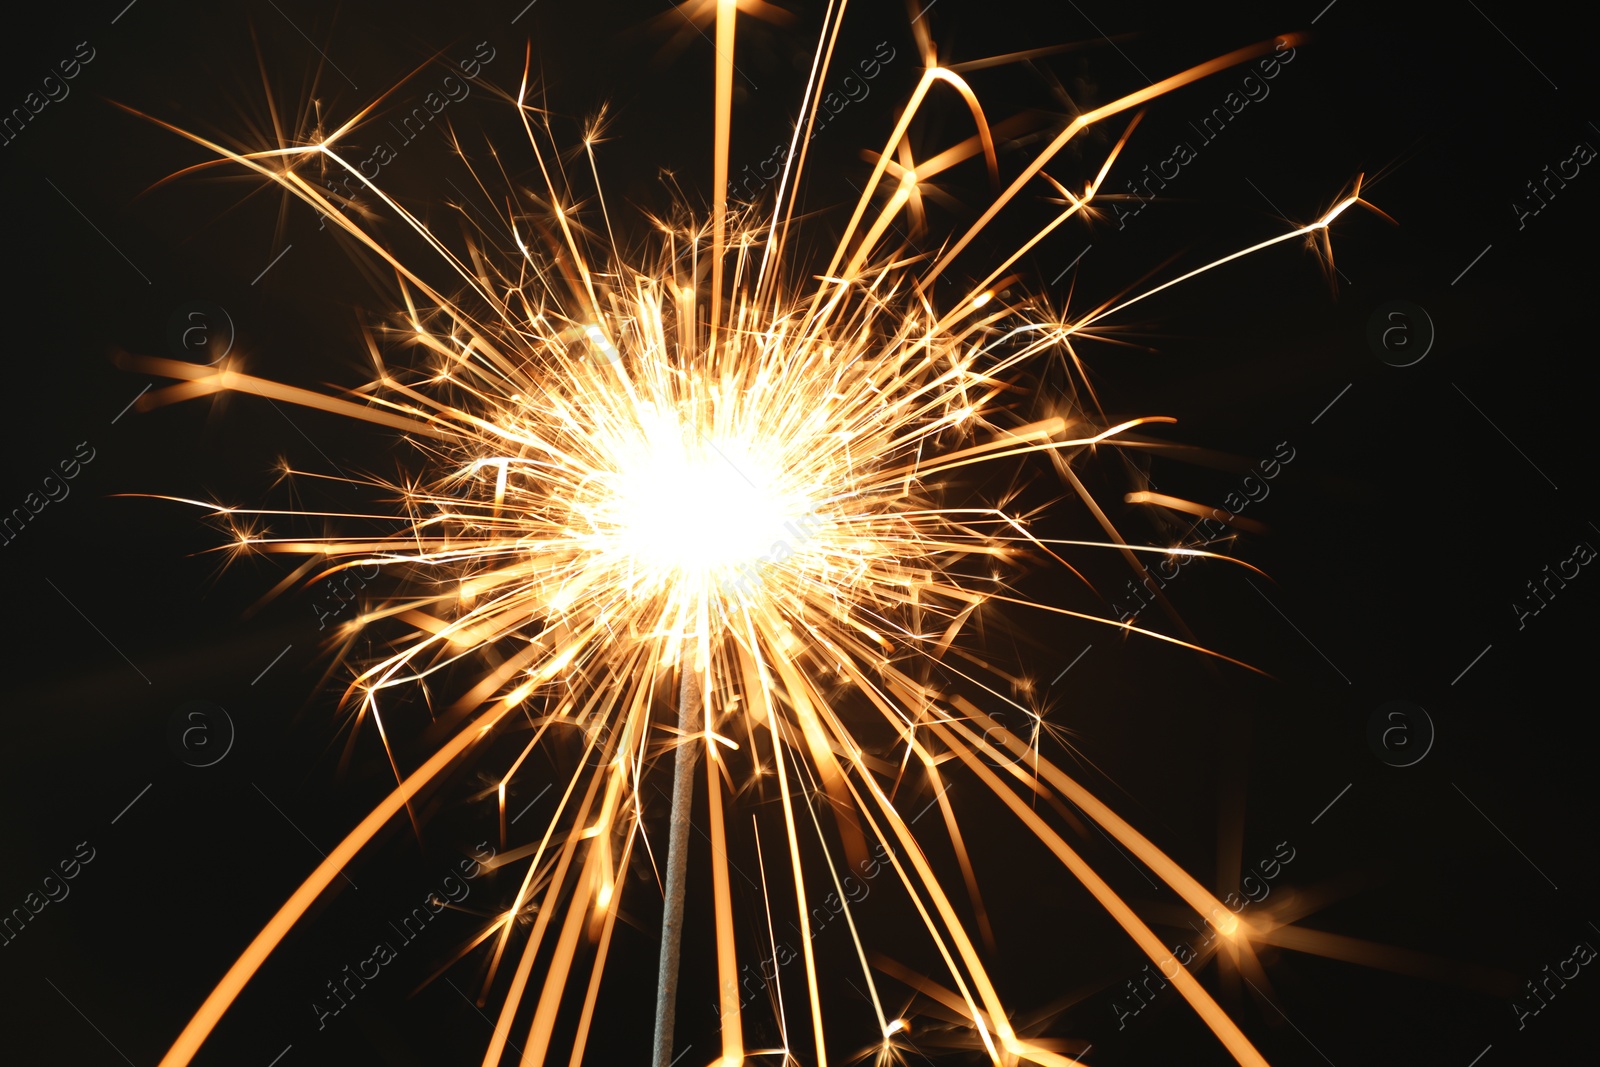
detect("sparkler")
(120, 6), (1378, 1065)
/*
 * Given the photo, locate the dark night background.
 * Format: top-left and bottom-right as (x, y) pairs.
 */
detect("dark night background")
(2, 1), (1597, 1064)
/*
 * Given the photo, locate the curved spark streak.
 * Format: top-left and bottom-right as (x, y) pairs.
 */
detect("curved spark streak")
(135, 11), (1356, 1067)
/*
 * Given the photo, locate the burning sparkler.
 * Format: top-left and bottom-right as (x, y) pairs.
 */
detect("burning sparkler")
(120, 6), (1379, 1065)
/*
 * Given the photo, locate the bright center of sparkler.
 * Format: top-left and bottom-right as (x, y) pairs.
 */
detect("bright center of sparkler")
(609, 419), (810, 577)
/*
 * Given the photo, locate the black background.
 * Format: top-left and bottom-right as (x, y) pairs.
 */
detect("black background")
(2, 1), (1597, 1065)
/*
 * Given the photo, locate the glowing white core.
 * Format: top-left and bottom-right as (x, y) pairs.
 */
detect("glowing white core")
(607, 417), (809, 575)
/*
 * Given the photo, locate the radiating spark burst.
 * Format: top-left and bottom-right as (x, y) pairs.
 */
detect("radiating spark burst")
(121, 9), (1382, 1067)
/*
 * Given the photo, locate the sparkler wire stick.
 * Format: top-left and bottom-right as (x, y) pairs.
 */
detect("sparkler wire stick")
(652, 669), (703, 1067)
